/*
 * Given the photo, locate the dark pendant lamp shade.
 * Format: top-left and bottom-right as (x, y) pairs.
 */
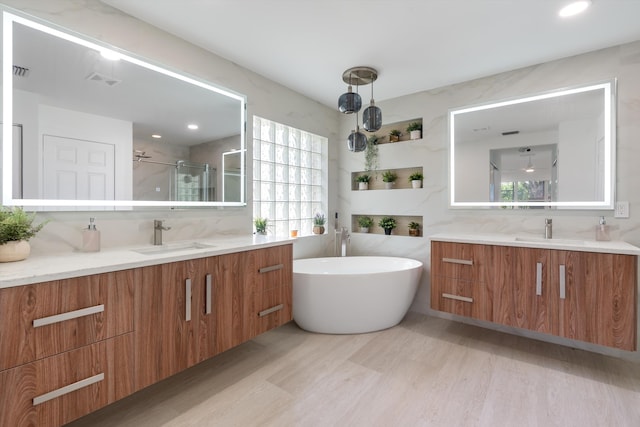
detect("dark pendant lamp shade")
(347, 128), (367, 152)
(338, 86), (362, 114)
(363, 102), (382, 132)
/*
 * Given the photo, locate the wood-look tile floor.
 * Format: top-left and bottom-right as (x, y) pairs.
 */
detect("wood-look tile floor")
(68, 313), (640, 427)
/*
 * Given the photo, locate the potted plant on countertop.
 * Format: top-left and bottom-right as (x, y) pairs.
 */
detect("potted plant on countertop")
(313, 213), (326, 234)
(409, 172), (424, 189)
(408, 221), (420, 237)
(378, 216), (397, 236)
(0, 206), (47, 262)
(381, 170), (397, 189)
(357, 216), (374, 233)
(356, 174), (371, 191)
(407, 122), (422, 140)
(254, 217), (268, 235)
(389, 129), (402, 142)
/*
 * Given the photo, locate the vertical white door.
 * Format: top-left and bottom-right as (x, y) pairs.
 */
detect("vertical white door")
(43, 135), (115, 200)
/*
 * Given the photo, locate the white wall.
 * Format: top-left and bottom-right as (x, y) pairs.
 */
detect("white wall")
(2, 0), (338, 259)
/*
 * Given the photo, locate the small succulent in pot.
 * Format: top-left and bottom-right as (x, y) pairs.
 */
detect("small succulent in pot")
(382, 170), (397, 183)
(357, 216), (373, 232)
(0, 206), (48, 262)
(407, 122), (422, 140)
(409, 172), (424, 188)
(313, 213), (326, 234)
(356, 174), (371, 190)
(254, 217), (268, 234)
(408, 221), (420, 237)
(378, 216), (397, 235)
(389, 129), (402, 142)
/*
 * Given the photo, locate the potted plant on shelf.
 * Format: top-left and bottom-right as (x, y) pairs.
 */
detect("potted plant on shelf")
(0, 206), (47, 262)
(381, 170), (397, 189)
(389, 129), (402, 142)
(357, 216), (374, 233)
(409, 172), (424, 189)
(408, 221), (420, 237)
(406, 122), (422, 140)
(356, 174), (370, 191)
(378, 216), (397, 235)
(313, 213), (326, 234)
(254, 217), (268, 235)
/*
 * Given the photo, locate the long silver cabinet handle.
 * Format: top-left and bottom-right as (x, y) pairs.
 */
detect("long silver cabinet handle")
(33, 304), (105, 328)
(33, 373), (104, 406)
(442, 258), (473, 266)
(536, 262), (543, 296)
(559, 265), (566, 300)
(442, 293), (473, 303)
(258, 264), (284, 274)
(258, 304), (284, 317)
(205, 274), (212, 315)
(185, 278), (192, 322)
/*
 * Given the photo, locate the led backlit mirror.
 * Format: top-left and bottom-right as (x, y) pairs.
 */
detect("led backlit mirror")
(1, 10), (246, 209)
(449, 80), (616, 209)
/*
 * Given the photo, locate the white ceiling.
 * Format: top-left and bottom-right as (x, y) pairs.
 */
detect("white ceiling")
(101, 0), (640, 109)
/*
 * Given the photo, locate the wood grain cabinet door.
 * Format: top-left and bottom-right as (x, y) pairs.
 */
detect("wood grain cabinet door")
(0, 269), (134, 372)
(215, 252), (248, 353)
(490, 246), (556, 334)
(245, 245), (293, 338)
(552, 250), (637, 350)
(0, 334), (133, 427)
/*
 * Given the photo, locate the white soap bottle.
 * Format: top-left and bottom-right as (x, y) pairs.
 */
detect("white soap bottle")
(82, 217), (101, 252)
(595, 216), (610, 241)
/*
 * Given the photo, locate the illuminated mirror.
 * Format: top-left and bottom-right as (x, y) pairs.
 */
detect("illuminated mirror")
(449, 80), (615, 209)
(2, 10), (246, 209)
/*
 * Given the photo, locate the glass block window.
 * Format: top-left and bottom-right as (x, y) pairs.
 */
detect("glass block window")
(253, 116), (327, 237)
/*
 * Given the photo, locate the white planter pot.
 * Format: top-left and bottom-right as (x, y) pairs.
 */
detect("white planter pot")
(358, 182), (369, 190)
(411, 179), (422, 189)
(410, 130), (422, 140)
(0, 240), (31, 262)
(359, 227), (369, 233)
(384, 182), (394, 189)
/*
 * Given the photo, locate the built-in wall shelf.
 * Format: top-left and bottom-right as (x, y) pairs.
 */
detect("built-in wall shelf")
(367, 117), (423, 145)
(352, 166), (423, 191)
(351, 214), (423, 237)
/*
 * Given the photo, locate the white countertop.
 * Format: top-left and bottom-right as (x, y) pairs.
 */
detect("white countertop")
(430, 233), (640, 256)
(0, 235), (295, 289)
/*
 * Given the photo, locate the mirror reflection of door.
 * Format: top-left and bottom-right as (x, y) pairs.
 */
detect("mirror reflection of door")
(43, 135), (115, 200)
(222, 150), (242, 203)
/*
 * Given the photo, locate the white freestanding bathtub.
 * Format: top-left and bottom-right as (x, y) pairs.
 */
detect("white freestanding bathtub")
(293, 256), (423, 334)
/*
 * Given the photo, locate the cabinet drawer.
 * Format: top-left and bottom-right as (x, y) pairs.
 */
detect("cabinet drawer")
(0, 269), (135, 371)
(431, 241), (486, 282)
(253, 284), (292, 337)
(0, 333), (134, 427)
(246, 245), (293, 293)
(430, 276), (490, 321)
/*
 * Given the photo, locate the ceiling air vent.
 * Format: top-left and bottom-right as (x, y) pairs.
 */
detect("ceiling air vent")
(13, 65), (29, 77)
(86, 71), (122, 87)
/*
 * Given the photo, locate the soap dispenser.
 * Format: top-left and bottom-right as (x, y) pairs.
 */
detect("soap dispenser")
(596, 216), (610, 241)
(82, 217), (101, 252)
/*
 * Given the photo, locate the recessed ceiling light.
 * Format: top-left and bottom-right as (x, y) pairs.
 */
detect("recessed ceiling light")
(187, 123), (199, 130)
(558, 1), (591, 17)
(100, 49), (121, 61)
(151, 134), (162, 139)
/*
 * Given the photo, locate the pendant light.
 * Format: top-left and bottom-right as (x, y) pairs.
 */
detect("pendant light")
(347, 111), (367, 152)
(338, 73), (362, 114)
(362, 71), (382, 131)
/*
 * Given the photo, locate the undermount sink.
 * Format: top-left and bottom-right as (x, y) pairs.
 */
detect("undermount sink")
(514, 236), (585, 245)
(133, 241), (216, 255)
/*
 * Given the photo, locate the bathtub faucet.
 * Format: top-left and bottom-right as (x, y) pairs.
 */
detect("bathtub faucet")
(335, 227), (350, 257)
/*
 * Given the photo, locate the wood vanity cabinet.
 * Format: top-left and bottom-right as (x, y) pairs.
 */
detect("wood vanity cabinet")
(431, 240), (637, 351)
(0, 270), (135, 427)
(430, 241), (492, 321)
(134, 256), (217, 389)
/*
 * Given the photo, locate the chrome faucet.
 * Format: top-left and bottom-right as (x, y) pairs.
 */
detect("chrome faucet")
(544, 218), (552, 239)
(335, 227), (350, 257)
(153, 219), (171, 245)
